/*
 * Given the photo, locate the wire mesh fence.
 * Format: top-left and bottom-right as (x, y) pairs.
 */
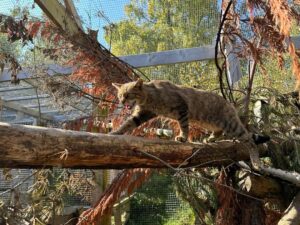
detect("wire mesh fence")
(0, 0), (220, 49)
(0, 1), (220, 224)
(138, 60), (219, 89)
(123, 171), (197, 225)
(0, 169), (34, 202)
(0, 0), (41, 18)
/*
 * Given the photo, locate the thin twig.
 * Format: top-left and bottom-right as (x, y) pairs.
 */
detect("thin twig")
(136, 148), (263, 202)
(70, 25), (151, 82)
(175, 170), (264, 202)
(177, 148), (201, 168)
(215, 0), (233, 100)
(183, 158), (235, 170)
(41, 70), (118, 105)
(136, 149), (177, 170)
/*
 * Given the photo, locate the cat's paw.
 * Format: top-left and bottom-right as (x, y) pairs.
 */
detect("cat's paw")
(175, 135), (187, 142)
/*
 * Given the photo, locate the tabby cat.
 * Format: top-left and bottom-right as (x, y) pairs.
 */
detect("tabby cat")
(110, 79), (269, 144)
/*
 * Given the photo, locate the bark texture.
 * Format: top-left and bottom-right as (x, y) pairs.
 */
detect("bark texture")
(238, 171), (282, 198)
(0, 122), (255, 169)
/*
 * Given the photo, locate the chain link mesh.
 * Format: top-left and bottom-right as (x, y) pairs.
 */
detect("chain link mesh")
(0, 1), (219, 224)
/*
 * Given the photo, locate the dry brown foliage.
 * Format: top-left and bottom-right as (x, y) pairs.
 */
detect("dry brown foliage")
(0, 14), (32, 43)
(0, 52), (21, 84)
(269, 0), (293, 36)
(0, 14), (34, 84)
(215, 171), (240, 225)
(254, 0), (300, 93)
(265, 208), (282, 225)
(77, 169), (151, 225)
(28, 20), (139, 111)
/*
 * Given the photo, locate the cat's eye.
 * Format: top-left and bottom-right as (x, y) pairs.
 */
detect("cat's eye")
(127, 93), (136, 99)
(124, 93), (135, 99)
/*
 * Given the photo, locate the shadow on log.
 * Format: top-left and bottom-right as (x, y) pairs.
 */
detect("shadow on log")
(0, 122), (262, 169)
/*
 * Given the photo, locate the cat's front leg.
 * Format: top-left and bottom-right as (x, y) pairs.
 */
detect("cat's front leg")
(109, 119), (135, 135)
(110, 110), (156, 135)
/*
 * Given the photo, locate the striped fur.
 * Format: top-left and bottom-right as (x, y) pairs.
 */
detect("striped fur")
(111, 79), (268, 144)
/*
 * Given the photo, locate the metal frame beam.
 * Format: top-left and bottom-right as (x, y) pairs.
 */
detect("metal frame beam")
(3, 94), (50, 102)
(64, 0), (84, 31)
(41, 109), (61, 114)
(0, 86), (33, 92)
(25, 103), (53, 108)
(119, 46), (216, 68)
(119, 36), (300, 68)
(34, 0), (82, 35)
(291, 36), (300, 49)
(0, 100), (55, 121)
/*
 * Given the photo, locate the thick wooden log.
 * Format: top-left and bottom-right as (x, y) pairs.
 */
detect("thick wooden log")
(238, 171), (282, 198)
(0, 122), (254, 169)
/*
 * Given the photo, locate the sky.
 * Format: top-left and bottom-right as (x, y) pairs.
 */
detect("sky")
(0, 0), (130, 47)
(73, 0), (130, 46)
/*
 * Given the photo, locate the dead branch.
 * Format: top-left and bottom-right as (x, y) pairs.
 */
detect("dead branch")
(215, 0), (233, 100)
(259, 166), (300, 188)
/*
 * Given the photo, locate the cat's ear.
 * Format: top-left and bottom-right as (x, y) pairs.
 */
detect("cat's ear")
(135, 79), (143, 89)
(112, 83), (122, 90)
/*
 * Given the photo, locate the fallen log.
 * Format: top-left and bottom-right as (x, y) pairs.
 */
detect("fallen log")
(238, 171), (282, 198)
(0, 122), (256, 169)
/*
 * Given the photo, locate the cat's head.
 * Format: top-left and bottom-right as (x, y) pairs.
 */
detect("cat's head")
(112, 79), (146, 109)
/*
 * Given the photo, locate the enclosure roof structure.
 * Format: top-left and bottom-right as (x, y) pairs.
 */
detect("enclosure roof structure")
(0, 64), (92, 125)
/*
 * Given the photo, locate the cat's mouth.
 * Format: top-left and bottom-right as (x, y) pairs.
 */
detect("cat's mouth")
(125, 101), (136, 110)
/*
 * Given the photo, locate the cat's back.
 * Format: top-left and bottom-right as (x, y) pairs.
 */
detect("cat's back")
(142, 80), (247, 138)
(145, 80), (200, 97)
(145, 80), (179, 90)
(145, 80), (225, 105)
(145, 80), (235, 117)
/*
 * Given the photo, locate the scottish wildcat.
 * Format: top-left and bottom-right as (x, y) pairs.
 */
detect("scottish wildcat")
(110, 79), (269, 145)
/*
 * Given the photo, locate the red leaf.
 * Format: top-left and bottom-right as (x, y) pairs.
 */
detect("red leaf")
(27, 21), (41, 37)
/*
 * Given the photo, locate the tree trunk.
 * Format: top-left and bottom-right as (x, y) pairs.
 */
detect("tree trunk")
(0, 122), (257, 169)
(239, 197), (266, 225)
(216, 170), (266, 225)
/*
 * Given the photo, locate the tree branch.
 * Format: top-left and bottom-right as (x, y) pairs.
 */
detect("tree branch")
(0, 122), (257, 169)
(2, 122), (300, 189)
(215, 0), (233, 100)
